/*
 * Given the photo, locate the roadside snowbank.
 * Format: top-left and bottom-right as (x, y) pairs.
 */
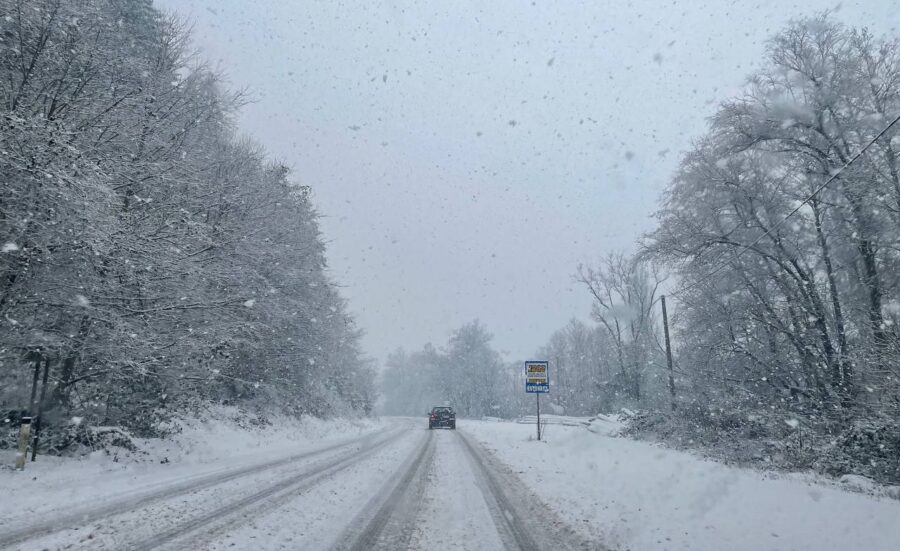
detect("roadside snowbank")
(463, 419), (900, 551)
(0, 407), (382, 521)
(515, 413), (625, 435)
(152, 406), (382, 465)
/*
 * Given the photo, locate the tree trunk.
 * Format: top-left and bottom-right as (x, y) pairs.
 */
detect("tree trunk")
(810, 197), (852, 399)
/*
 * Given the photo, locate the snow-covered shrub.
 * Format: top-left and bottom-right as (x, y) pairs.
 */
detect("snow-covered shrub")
(816, 418), (900, 484)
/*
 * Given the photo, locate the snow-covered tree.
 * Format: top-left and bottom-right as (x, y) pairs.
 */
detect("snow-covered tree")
(1, 0), (374, 450)
(636, 15), (900, 483)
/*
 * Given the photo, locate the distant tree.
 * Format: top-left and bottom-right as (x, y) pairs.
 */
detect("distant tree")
(577, 253), (665, 406)
(379, 322), (504, 418)
(442, 320), (502, 417)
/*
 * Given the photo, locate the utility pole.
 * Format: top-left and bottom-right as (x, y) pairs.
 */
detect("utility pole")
(28, 351), (41, 413)
(536, 393), (541, 441)
(661, 295), (677, 411)
(16, 351), (42, 470)
(555, 354), (562, 408)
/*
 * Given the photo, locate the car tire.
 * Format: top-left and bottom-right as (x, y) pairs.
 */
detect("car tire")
(450, 422), (456, 430)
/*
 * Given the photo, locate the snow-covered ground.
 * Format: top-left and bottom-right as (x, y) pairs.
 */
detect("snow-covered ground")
(464, 418), (900, 551)
(0, 407), (382, 530)
(0, 416), (588, 550)
(3, 412), (899, 550)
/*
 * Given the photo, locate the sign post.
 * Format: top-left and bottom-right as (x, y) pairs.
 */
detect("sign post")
(525, 360), (549, 441)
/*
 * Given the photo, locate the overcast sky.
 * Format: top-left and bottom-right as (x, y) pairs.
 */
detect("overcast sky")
(155, 0), (897, 363)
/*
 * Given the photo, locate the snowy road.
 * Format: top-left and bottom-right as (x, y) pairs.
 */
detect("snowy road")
(0, 418), (595, 551)
(5, 416), (897, 550)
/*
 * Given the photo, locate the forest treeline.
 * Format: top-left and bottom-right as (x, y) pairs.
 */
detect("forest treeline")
(383, 15), (900, 483)
(1, 0), (374, 450)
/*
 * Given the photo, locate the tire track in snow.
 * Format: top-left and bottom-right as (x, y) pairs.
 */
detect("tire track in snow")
(130, 427), (410, 550)
(455, 430), (599, 551)
(0, 427), (403, 550)
(331, 428), (436, 551)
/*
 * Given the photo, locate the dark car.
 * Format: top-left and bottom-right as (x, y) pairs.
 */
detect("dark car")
(428, 406), (456, 429)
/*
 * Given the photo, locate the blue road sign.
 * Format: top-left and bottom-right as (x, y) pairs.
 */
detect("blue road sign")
(525, 360), (549, 393)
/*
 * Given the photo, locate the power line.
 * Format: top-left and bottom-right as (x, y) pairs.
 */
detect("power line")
(667, 112), (900, 301)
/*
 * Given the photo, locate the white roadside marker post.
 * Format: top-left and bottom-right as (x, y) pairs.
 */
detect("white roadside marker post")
(15, 417), (32, 471)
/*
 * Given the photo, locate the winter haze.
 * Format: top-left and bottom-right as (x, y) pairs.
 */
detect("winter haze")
(4, 1), (900, 549)
(153, 0), (898, 362)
